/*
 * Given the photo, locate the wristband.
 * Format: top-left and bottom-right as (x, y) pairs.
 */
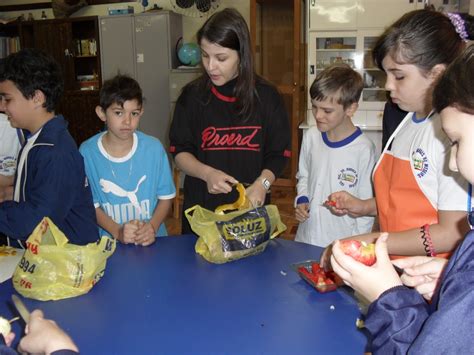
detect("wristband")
(294, 195), (309, 208)
(420, 224), (436, 257)
(296, 196), (310, 205)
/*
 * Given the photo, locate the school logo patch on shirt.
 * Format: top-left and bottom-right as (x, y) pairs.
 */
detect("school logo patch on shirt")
(412, 147), (429, 178)
(0, 155), (17, 175)
(338, 168), (358, 188)
(201, 126), (261, 152)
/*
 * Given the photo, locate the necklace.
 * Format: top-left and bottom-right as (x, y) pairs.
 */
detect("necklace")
(101, 135), (134, 184)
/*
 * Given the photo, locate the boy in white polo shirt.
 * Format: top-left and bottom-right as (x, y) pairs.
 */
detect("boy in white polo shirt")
(295, 64), (375, 247)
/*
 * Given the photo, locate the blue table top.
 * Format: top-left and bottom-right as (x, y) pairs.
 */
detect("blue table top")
(0, 236), (368, 354)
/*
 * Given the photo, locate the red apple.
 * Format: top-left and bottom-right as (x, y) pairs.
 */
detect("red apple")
(339, 240), (376, 266)
(316, 275), (326, 286)
(311, 262), (321, 275)
(324, 200), (337, 207)
(325, 278), (335, 285)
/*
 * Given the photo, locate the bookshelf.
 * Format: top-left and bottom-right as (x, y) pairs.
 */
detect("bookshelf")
(0, 17), (103, 144)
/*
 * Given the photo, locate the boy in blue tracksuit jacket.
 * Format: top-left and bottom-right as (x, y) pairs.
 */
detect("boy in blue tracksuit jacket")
(0, 48), (98, 246)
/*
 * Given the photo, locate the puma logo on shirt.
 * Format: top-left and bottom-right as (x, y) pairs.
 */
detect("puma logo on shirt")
(100, 175), (147, 212)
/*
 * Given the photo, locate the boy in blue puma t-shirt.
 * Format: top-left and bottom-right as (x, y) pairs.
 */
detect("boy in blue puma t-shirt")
(80, 75), (175, 246)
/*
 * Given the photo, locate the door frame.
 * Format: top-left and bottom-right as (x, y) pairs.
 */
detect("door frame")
(250, 0), (304, 187)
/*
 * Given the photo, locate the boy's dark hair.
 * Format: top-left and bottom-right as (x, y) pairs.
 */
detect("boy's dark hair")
(309, 64), (363, 109)
(99, 74), (143, 110)
(196, 8), (256, 120)
(433, 45), (474, 115)
(0, 48), (64, 112)
(373, 10), (474, 74)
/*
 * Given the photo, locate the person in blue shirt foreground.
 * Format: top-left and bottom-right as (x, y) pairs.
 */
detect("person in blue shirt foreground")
(331, 44), (474, 354)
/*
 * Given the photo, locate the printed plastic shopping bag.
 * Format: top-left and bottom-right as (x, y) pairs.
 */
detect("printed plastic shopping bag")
(185, 204), (286, 264)
(12, 217), (115, 301)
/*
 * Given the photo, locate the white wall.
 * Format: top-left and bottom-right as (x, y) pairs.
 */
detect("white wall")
(0, 0), (250, 42)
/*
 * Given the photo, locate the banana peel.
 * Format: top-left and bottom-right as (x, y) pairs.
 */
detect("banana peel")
(215, 183), (250, 215)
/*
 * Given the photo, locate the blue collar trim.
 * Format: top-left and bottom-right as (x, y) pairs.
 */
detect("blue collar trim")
(322, 127), (362, 148)
(412, 112), (428, 123)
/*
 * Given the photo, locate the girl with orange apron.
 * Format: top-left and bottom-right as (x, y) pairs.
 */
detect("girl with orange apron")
(373, 111), (469, 257)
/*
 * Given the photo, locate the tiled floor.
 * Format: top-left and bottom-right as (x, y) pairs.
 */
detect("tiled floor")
(164, 185), (298, 240)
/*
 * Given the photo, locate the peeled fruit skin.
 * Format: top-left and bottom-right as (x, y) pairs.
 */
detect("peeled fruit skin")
(0, 316), (11, 337)
(339, 240), (376, 266)
(215, 183), (249, 214)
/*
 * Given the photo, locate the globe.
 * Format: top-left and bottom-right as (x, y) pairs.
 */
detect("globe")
(178, 43), (201, 66)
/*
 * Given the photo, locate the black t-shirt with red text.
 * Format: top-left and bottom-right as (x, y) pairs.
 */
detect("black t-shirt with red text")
(169, 77), (291, 233)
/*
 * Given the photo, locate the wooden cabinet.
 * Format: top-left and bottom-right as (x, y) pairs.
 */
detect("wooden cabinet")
(250, 0), (305, 187)
(0, 17), (102, 145)
(25, 17), (101, 93)
(57, 90), (103, 145)
(33, 21), (75, 90)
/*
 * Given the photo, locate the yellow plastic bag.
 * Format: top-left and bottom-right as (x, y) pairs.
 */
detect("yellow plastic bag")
(186, 204), (286, 264)
(12, 217), (115, 301)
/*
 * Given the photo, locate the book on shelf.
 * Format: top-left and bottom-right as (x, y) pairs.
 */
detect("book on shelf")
(0, 36), (20, 58)
(75, 39), (97, 56)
